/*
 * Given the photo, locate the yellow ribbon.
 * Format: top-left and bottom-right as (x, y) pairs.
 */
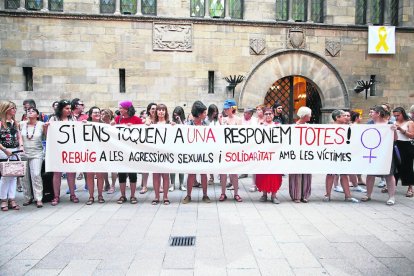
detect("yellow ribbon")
(375, 27), (389, 52)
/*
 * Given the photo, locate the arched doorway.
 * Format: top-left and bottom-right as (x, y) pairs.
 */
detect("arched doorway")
(239, 49), (349, 123)
(264, 76), (322, 123)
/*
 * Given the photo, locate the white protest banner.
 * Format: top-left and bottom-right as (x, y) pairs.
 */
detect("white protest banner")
(45, 122), (394, 174)
(368, 26), (395, 54)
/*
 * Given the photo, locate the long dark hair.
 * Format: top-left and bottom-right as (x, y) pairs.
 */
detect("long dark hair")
(87, 106), (101, 122)
(146, 102), (157, 116)
(172, 106), (186, 124)
(207, 104), (219, 122)
(55, 99), (71, 119)
(393, 106), (410, 121)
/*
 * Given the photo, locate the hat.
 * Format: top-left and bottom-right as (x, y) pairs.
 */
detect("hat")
(223, 99), (237, 109)
(119, 100), (133, 109)
(244, 107), (254, 113)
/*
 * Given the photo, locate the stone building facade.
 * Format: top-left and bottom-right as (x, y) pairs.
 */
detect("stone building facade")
(0, 0), (413, 122)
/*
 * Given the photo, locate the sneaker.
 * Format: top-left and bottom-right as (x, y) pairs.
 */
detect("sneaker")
(179, 184), (187, 191)
(353, 186), (367, 193)
(249, 186), (258, 192)
(182, 195), (191, 204)
(202, 195), (211, 203)
(386, 197), (395, 206)
(377, 179), (386, 188)
(345, 197), (359, 203)
(333, 186), (344, 193)
(168, 185), (175, 192)
(227, 185), (234, 190)
(271, 197), (280, 204)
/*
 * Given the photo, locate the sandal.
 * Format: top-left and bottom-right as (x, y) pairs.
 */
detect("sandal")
(193, 181), (201, 188)
(51, 197), (60, 206)
(386, 197), (395, 205)
(152, 199), (159, 205)
(234, 194), (243, 202)
(208, 177), (214, 185)
(406, 191), (413, 198)
(219, 194), (227, 201)
(8, 200), (20, 210)
(70, 195), (79, 203)
(86, 197), (94, 205)
(117, 196), (127, 204)
(98, 195), (105, 203)
(139, 187), (148, 194)
(381, 187), (388, 193)
(1, 200), (8, 211)
(23, 199), (33, 206)
(130, 197), (138, 204)
(361, 196), (371, 202)
(163, 199), (170, 205)
(36, 201), (43, 208)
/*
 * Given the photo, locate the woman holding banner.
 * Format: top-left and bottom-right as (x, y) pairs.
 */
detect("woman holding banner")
(393, 106), (414, 198)
(140, 102), (157, 194)
(362, 106), (397, 205)
(112, 100), (143, 204)
(48, 100), (78, 206)
(151, 104), (172, 205)
(205, 104), (219, 186)
(289, 107), (312, 203)
(169, 106), (186, 192)
(256, 107), (283, 204)
(101, 109), (118, 194)
(219, 99), (243, 202)
(84, 106), (105, 205)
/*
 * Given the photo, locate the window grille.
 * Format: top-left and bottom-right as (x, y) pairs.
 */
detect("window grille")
(26, 0), (43, 10)
(100, 0), (116, 14)
(190, 0), (205, 17)
(209, 0), (225, 18)
(355, 0), (367, 24)
(276, 0), (289, 21)
(208, 71), (214, 94)
(292, 0), (307, 22)
(121, 0), (137, 14)
(371, 0), (384, 25)
(142, 0), (156, 15)
(5, 0), (20, 9)
(49, 0), (63, 11)
(23, 67), (33, 92)
(390, 0), (399, 26)
(229, 0), (243, 19)
(311, 0), (323, 23)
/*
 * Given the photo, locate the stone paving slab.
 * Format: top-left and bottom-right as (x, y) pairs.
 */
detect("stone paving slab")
(0, 174), (413, 275)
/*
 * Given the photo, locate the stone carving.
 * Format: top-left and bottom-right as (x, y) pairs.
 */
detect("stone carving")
(249, 37), (266, 55)
(153, 23), (193, 52)
(287, 27), (305, 49)
(325, 40), (341, 57)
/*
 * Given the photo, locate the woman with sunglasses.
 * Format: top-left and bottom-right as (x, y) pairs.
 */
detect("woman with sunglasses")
(101, 109), (118, 194)
(0, 101), (23, 211)
(47, 99), (78, 206)
(20, 108), (46, 208)
(256, 107), (283, 204)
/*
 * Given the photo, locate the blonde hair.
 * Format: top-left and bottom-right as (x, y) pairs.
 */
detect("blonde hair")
(0, 101), (17, 129)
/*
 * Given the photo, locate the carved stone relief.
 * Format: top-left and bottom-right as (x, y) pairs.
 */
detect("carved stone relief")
(325, 40), (341, 57)
(153, 23), (193, 52)
(249, 37), (266, 55)
(287, 27), (305, 49)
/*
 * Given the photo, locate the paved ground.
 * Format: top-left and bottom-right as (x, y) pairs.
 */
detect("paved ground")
(0, 174), (413, 276)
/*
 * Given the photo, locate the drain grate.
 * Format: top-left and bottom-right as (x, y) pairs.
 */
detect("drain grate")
(169, 236), (196, 247)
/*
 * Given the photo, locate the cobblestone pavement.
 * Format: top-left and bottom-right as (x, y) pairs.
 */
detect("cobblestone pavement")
(0, 174), (413, 276)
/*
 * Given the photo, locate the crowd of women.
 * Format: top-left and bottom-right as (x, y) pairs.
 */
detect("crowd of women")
(0, 99), (413, 211)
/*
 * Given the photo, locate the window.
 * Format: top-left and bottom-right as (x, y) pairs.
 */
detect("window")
(49, 0), (64, 12)
(23, 67), (33, 92)
(26, 0), (43, 10)
(208, 71), (214, 94)
(229, 0), (243, 19)
(276, 0), (289, 21)
(292, 0), (307, 22)
(209, 0), (225, 18)
(371, 0), (384, 25)
(390, 0), (399, 26)
(5, 0), (19, 9)
(311, 0), (323, 23)
(355, 0), (367, 24)
(142, 0), (156, 15)
(121, 0), (137, 14)
(100, 0), (115, 14)
(190, 0), (205, 17)
(119, 69), (126, 93)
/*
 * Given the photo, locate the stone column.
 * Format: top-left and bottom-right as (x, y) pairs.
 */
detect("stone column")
(383, 0), (391, 25)
(204, 0), (210, 18)
(41, 0), (49, 12)
(366, 0), (372, 25)
(225, 0), (230, 19)
(136, 0), (142, 15)
(307, 0), (313, 22)
(17, 0), (26, 11)
(114, 0), (121, 15)
(288, 0), (294, 22)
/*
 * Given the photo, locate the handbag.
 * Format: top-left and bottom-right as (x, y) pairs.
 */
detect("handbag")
(0, 153), (27, 177)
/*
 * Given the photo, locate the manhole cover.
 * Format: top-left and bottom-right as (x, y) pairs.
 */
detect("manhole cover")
(169, 236), (196, 247)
